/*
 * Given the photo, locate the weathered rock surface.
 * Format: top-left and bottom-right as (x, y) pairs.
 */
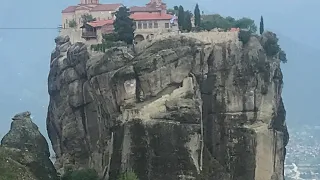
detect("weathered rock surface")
(0, 111), (58, 180)
(47, 33), (288, 180)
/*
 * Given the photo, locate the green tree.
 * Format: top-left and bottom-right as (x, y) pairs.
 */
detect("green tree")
(81, 14), (96, 24)
(225, 16), (236, 24)
(234, 17), (257, 33)
(194, 3), (201, 27)
(117, 171), (139, 180)
(167, 8), (175, 14)
(61, 169), (99, 180)
(200, 14), (232, 30)
(68, 19), (77, 28)
(184, 11), (192, 32)
(173, 6), (179, 11)
(178, 5), (185, 30)
(113, 6), (134, 44)
(260, 16), (264, 35)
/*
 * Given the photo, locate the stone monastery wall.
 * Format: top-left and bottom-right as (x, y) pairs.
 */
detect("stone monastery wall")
(135, 31), (240, 52)
(182, 31), (239, 44)
(61, 29), (240, 48)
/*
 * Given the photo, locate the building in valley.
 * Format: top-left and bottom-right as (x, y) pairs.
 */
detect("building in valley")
(60, 0), (177, 44)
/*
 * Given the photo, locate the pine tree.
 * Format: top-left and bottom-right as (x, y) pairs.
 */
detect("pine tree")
(184, 11), (192, 32)
(260, 16), (264, 35)
(113, 6), (134, 44)
(194, 3), (201, 27)
(178, 5), (185, 30)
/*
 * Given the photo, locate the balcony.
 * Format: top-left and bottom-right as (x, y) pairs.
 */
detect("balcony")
(82, 31), (97, 38)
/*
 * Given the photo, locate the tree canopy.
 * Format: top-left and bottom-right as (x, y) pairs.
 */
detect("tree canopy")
(200, 14), (257, 33)
(113, 6), (134, 44)
(81, 14), (96, 24)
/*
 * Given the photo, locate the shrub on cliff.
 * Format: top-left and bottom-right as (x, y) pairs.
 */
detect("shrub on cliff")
(261, 31), (288, 63)
(117, 171), (139, 180)
(91, 33), (126, 52)
(279, 49), (287, 63)
(261, 31), (280, 56)
(238, 29), (251, 44)
(61, 169), (99, 180)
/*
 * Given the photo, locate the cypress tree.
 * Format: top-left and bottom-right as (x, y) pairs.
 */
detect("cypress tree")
(260, 16), (264, 35)
(113, 6), (134, 44)
(184, 11), (192, 32)
(178, 5), (185, 30)
(194, 3), (201, 27)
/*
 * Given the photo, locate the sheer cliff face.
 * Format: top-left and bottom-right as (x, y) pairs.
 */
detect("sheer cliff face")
(47, 34), (288, 180)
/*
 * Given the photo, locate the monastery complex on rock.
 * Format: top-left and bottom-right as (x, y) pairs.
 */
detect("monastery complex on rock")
(60, 0), (179, 44)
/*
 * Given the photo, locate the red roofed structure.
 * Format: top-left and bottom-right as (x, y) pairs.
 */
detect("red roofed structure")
(61, 0), (178, 44)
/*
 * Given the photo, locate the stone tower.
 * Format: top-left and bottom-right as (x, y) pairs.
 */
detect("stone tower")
(80, 0), (99, 4)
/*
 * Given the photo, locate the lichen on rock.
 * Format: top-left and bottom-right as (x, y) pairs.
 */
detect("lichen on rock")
(0, 112), (58, 180)
(47, 32), (288, 180)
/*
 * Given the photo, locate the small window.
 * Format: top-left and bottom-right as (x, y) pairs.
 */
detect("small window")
(154, 21), (158, 28)
(143, 21), (147, 29)
(165, 23), (169, 28)
(148, 21), (153, 28)
(137, 22), (142, 29)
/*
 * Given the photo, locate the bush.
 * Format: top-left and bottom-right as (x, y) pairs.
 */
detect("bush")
(91, 33), (121, 52)
(279, 49), (287, 63)
(238, 29), (251, 44)
(117, 171), (139, 180)
(262, 31), (280, 57)
(200, 14), (257, 32)
(61, 169), (99, 180)
(68, 20), (77, 28)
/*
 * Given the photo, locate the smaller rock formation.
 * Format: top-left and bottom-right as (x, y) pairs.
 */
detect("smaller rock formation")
(0, 111), (58, 180)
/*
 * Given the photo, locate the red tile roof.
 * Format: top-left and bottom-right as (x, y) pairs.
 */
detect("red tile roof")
(130, 6), (160, 12)
(62, 6), (77, 13)
(76, 6), (90, 11)
(87, 20), (114, 27)
(90, 3), (122, 12)
(130, 13), (172, 20)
